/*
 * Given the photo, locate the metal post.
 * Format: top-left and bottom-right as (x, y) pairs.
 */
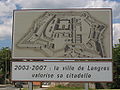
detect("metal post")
(84, 83), (89, 90)
(28, 82), (33, 90)
(20, 87), (22, 90)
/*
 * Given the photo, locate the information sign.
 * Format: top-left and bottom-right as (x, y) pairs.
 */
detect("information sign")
(12, 8), (112, 60)
(12, 61), (112, 82)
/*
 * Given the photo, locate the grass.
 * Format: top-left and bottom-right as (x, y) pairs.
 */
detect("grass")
(21, 88), (28, 90)
(46, 88), (120, 90)
(46, 85), (120, 90)
(21, 85), (120, 90)
(97, 89), (117, 90)
(22, 88), (120, 90)
(21, 86), (40, 90)
(45, 85), (84, 90)
(46, 87), (84, 90)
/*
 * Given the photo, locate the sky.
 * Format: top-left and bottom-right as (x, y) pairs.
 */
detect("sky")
(0, 0), (120, 49)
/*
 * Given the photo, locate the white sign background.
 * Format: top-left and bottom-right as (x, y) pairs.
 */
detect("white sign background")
(12, 61), (112, 82)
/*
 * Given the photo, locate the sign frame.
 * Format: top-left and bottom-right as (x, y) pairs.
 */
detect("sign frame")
(11, 61), (113, 82)
(12, 8), (112, 60)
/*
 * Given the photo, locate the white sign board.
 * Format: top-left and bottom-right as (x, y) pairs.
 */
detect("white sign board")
(12, 61), (112, 82)
(12, 8), (112, 60)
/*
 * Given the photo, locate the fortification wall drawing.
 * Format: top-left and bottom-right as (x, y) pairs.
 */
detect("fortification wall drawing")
(13, 9), (112, 59)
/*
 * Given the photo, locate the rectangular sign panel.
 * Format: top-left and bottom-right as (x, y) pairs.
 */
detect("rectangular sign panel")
(12, 8), (112, 60)
(12, 61), (112, 82)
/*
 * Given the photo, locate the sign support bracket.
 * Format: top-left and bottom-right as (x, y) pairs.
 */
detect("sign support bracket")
(28, 82), (33, 90)
(84, 83), (89, 90)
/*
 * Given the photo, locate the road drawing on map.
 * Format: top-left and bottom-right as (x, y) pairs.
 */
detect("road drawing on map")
(16, 11), (106, 58)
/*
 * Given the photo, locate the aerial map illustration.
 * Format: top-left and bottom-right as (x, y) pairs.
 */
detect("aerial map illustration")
(13, 9), (112, 59)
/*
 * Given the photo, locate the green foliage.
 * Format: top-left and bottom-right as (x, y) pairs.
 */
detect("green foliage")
(107, 44), (120, 88)
(0, 47), (11, 84)
(56, 85), (83, 89)
(0, 47), (11, 61)
(113, 45), (120, 61)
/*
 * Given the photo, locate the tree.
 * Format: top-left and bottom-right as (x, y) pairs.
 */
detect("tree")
(107, 44), (120, 88)
(0, 47), (11, 84)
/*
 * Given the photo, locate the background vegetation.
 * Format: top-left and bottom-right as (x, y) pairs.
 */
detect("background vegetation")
(0, 47), (11, 84)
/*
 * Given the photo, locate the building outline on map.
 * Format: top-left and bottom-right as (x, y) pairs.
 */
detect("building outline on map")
(16, 11), (107, 58)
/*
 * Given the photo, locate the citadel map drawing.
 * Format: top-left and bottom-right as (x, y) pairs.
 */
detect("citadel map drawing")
(13, 9), (112, 59)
